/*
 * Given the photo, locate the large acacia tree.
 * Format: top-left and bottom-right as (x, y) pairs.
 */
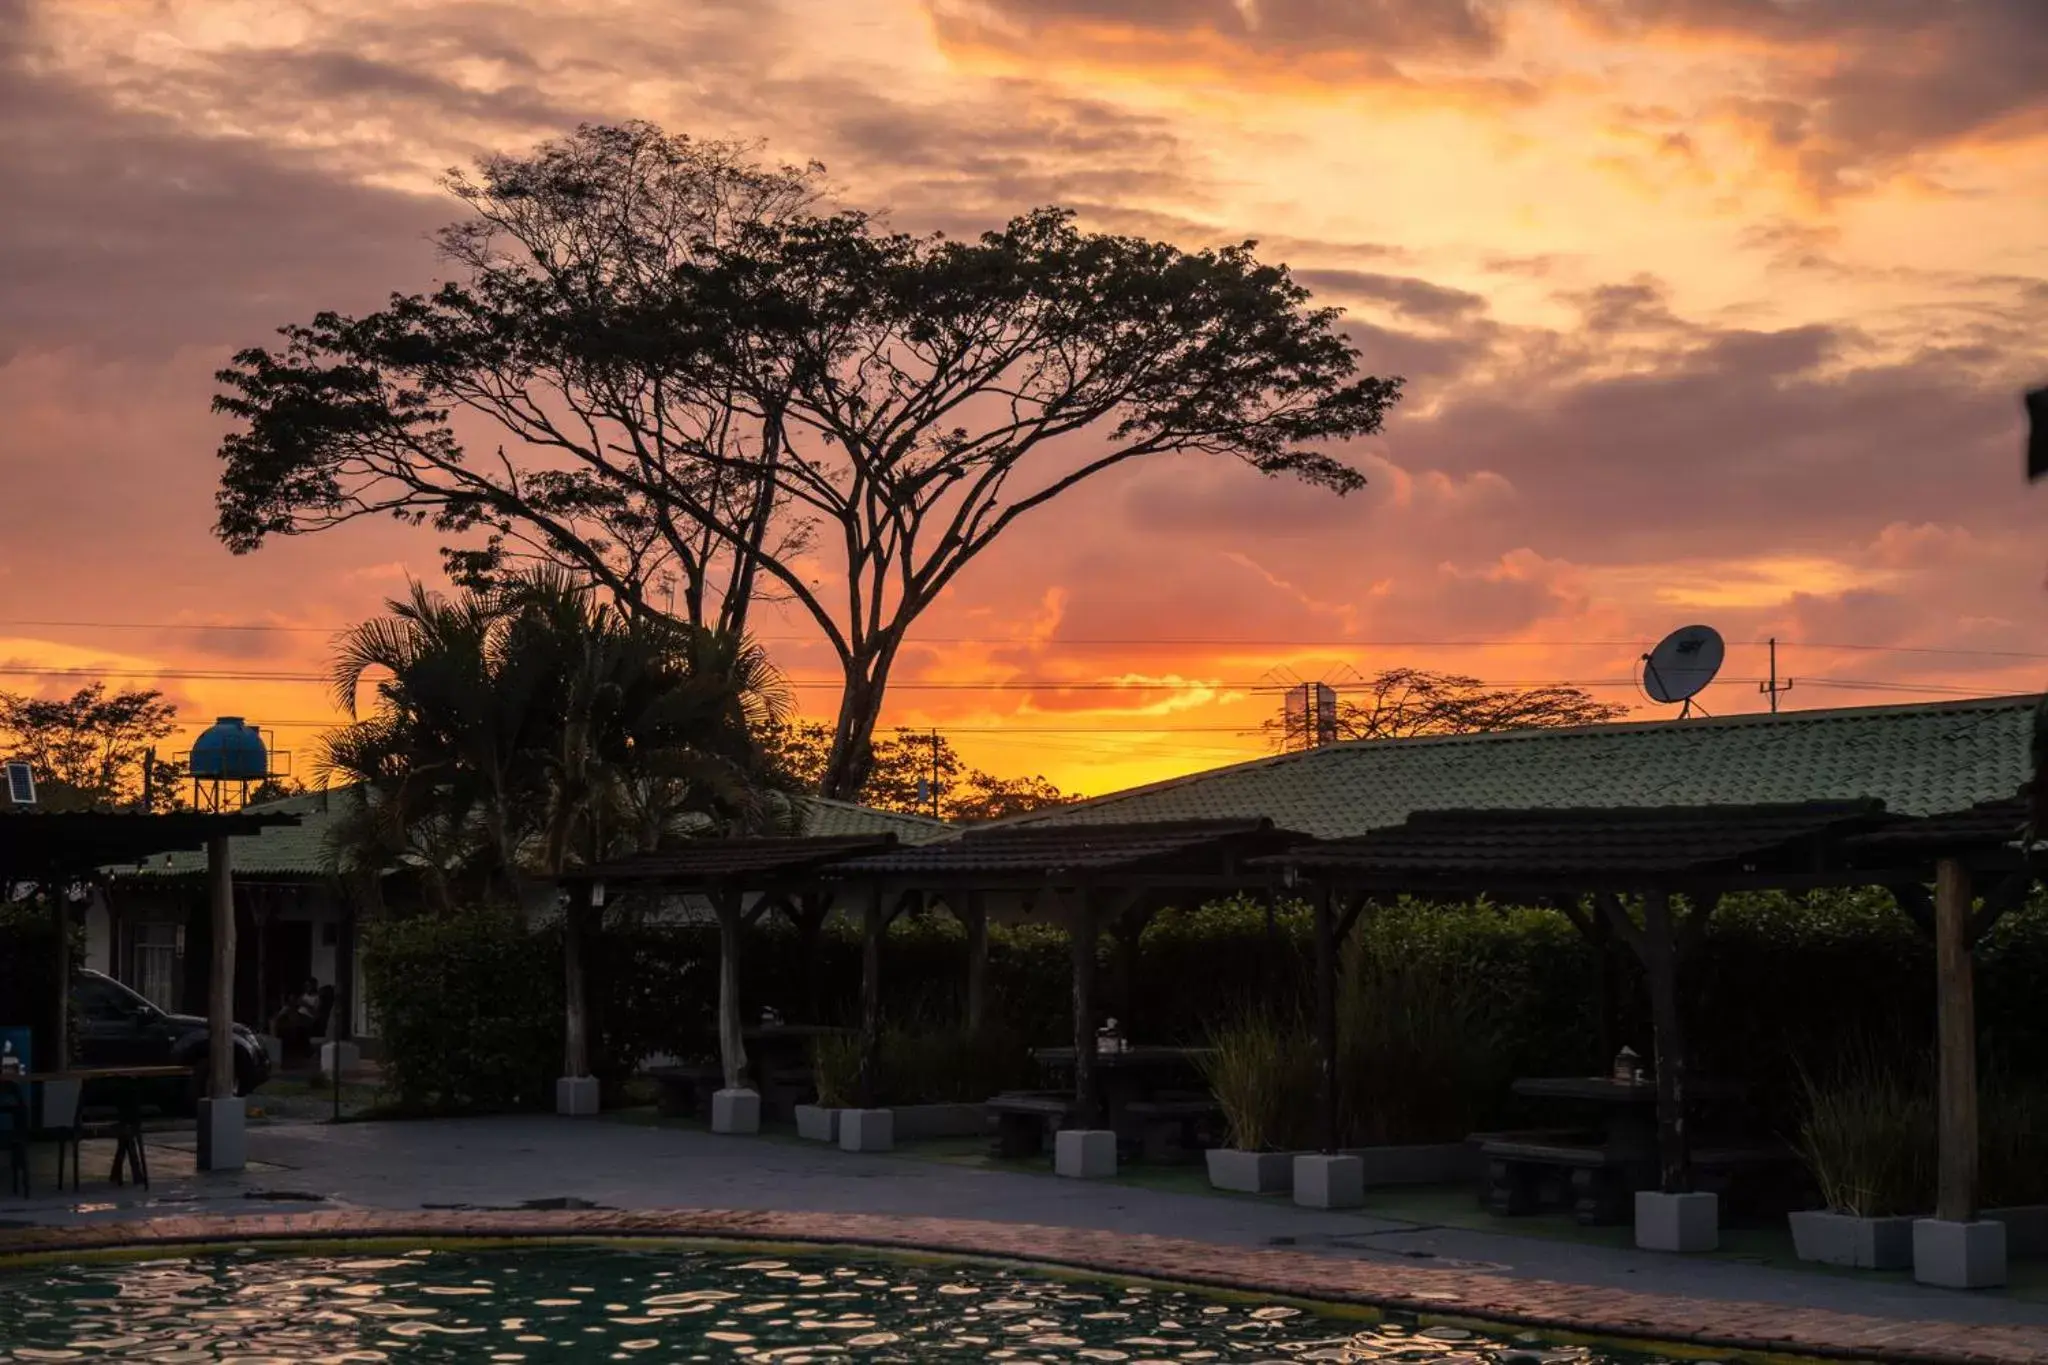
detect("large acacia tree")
(215, 122), (1403, 799)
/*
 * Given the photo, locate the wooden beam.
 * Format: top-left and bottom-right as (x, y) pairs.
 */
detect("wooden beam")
(562, 882), (592, 1080)
(1934, 857), (1979, 1223)
(1316, 882), (1340, 1155)
(1335, 891), (1373, 948)
(961, 892), (989, 1036)
(1640, 887), (1692, 1194)
(1069, 888), (1101, 1124)
(1593, 891), (1648, 960)
(857, 883), (885, 1109)
(206, 836), (235, 1099)
(713, 890), (748, 1092)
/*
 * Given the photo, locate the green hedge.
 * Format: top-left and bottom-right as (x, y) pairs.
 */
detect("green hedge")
(0, 899), (85, 1068)
(360, 908), (563, 1114)
(358, 890), (2048, 1131)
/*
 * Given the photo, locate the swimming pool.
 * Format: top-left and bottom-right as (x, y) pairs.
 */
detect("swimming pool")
(0, 1243), (1679, 1362)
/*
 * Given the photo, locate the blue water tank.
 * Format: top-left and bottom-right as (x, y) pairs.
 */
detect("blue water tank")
(190, 717), (268, 781)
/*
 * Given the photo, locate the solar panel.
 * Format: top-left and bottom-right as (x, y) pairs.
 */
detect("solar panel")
(4, 762), (35, 807)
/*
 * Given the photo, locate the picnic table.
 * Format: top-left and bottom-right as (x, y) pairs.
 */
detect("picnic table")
(1023, 1045), (1219, 1161)
(1478, 1074), (1752, 1224)
(2, 1064), (192, 1196)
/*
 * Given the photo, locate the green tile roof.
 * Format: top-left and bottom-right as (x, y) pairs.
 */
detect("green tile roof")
(1009, 695), (2041, 840)
(108, 788), (951, 879)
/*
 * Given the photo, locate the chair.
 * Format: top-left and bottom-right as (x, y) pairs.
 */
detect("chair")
(1, 1083), (28, 1197)
(33, 1079), (83, 1192)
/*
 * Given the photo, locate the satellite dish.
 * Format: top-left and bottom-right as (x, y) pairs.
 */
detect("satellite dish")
(1641, 625), (1725, 717)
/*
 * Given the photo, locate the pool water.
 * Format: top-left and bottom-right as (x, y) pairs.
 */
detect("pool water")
(0, 1244), (1682, 1362)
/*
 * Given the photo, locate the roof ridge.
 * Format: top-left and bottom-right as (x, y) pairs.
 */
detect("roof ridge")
(1014, 692), (2045, 826)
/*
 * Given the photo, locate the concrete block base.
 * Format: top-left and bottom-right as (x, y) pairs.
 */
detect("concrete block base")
(1914, 1218), (2008, 1289)
(1789, 1210), (1915, 1269)
(1636, 1191), (1719, 1252)
(710, 1088), (761, 1135)
(196, 1096), (246, 1173)
(1055, 1129), (1117, 1179)
(795, 1104), (841, 1143)
(1292, 1153), (1365, 1209)
(1206, 1148), (1294, 1194)
(319, 1041), (361, 1075)
(839, 1108), (894, 1153)
(555, 1076), (601, 1116)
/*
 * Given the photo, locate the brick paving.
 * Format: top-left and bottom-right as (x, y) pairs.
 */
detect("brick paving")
(2, 1206), (2044, 1363)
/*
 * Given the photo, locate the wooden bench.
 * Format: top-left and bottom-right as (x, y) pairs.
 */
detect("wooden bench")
(1124, 1097), (1222, 1164)
(1476, 1130), (1643, 1224)
(643, 1064), (723, 1119)
(986, 1092), (1078, 1158)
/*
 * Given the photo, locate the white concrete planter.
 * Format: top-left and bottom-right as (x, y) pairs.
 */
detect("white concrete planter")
(1339, 1141), (1481, 1186)
(554, 1075), (600, 1117)
(795, 1104), (842, 1142)
(1635, 1190), (1718, 1252)
(1056, 1129), (1117, 1179)
(710, 1088), (761, 1135)
(1788, 1210), (1916, 1269)
(319, 1040), (361, 1075)
(196, 1095), (246, 1173)
(888, 1102), (987, 1141)
(839, 1108), (894, 1153)
(1914, 1218), (2008, 1289)
(1293, 1153), (1365, 1209)
(258, 1034), (284, 1069)
(1206, 1148), (1295, 1194)
(1984, 1204), (2048, 1258)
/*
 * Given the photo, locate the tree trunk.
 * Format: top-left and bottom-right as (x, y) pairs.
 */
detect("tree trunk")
(715, 893), (749, 1091)
(857, 887), (885, 1108)
(819, 652), (898, 802)
(207, 837), (235, 1099)
(1069, 891), (1099, 1124)
(1642, 888), (1690, 1194)
(962, 894), (989, 1036)
(1934, 857), (1979, 1222)
(791, 893), (831, 1023)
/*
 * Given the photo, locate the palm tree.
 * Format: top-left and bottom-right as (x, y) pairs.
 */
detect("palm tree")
(319, 568), (796, 1091)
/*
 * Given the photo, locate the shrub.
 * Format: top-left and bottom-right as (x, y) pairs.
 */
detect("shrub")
(1795, 1046), (1936, 1218)
(1981, 1075), (2048, 1209)
(812, 1033), (860, 1108)
(1200, 1008), (1319, 1152)
(0, 898), (84, 1067)
(360, 907), (561, 1114)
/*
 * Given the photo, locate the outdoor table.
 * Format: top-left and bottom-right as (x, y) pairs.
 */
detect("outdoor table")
(0, 1065), (192, 1193)
(1030, 1045), (1213, 1137)
(1493, 1075), (1747, 1222)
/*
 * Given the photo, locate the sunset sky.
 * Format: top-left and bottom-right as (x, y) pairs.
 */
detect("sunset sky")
(4, 0), (2047, 798)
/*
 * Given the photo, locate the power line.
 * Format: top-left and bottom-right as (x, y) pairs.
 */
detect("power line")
(6, 618), (2048, 661)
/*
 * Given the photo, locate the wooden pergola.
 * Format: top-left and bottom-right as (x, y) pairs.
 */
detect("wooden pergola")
(823, 818), (1310, 1117)
(0, 809), (300, 1099)
(1255, 796), (2039, 1224)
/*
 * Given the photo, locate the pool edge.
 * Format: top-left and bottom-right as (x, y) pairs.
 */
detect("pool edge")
(0, 1209), (2025, 1364)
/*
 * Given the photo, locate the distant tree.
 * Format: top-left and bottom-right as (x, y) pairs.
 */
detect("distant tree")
(766, 721), (1077, 822)
(0, 683), (178, 810)
(213, 121), (1403, 804)
(1268, 668), (1629, 750)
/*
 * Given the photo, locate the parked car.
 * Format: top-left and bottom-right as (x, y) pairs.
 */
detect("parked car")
(72, 969), (270, 1110)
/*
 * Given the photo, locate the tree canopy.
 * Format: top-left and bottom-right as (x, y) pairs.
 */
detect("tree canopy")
(1272, 668), (1629, 750)
(0, 683), (178, 810)
(766, 721), (1077, 823)
(214, 121), (1402, 800)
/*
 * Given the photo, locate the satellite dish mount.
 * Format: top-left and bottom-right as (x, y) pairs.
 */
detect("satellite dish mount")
(1640, 625), (1726, 720)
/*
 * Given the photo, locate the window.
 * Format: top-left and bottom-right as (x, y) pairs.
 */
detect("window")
(131, 922), (180, 1013)
(76, 975), (136, 1021)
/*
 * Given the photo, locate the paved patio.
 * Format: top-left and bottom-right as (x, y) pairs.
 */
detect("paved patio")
(5, 1114), (2048, 1362)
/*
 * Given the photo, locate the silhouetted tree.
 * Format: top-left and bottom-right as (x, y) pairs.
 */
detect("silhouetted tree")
(213, 122), (1403, 801)
(1267, 668), (1627, 750)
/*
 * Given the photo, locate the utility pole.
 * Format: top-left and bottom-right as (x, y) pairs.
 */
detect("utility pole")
(1759, 637), (1794, 714)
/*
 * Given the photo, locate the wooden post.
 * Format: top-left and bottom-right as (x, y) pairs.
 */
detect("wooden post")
(562, 884), (591, 1080)
(1069, 889), (1099, 1124)
(962, 893), (989, 1036)
(206, 836), (235, 1099)
(1641, 888), (1690, 1193)
(1316, 883), (1339, 1155)
(714, 890), (748, 1091)
(857, 884), (885, 1108)
(1935, 857), (1979, 1223)
(50, 888), (70, 1068)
